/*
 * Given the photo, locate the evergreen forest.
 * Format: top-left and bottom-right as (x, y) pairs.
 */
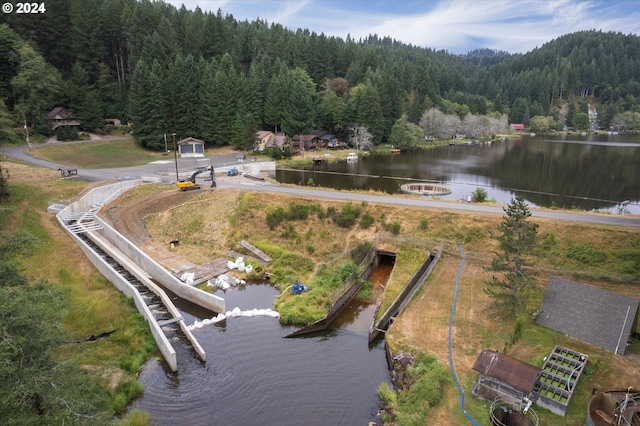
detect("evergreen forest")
(1, 0), (640, 150)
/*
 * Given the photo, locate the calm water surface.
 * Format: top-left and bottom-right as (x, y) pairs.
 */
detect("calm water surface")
(131, 281), (392, 425)
(277, 134), (640, 214)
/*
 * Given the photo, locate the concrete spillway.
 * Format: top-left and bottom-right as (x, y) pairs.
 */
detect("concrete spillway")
(55, 180), (225, 371)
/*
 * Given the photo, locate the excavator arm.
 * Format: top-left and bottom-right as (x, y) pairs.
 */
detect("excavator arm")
(176, 166), (216, 190)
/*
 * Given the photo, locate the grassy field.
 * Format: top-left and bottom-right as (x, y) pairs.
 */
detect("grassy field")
(0, 160), (156, 422)
(27, 138), (171, 168)
(2, 152), (639, 426)
(24, 137), (257, 169)
(128, 183), (640, 425)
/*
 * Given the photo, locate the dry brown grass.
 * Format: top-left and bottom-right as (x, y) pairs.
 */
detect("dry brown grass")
(5, 158), (639, 426)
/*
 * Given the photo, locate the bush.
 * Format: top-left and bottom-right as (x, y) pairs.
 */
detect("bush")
(340, 262), (358, 280)
(359, 211), (374, 228)
(419, 217), (428, 230)
(395, 354), (449, 425)
(330, 202), (361, 228)
(266, 206), (285, 229)
(566, 243), (606, 265)
(286, 202), (310, 220)
(351, 242), (373, 264)
(472, 187), (488, 203)
(56, 126), (79, 141)
(385, 221), (401, 235)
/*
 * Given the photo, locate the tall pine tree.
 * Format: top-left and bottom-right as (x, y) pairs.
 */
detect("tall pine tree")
(484, 195), (542, 319)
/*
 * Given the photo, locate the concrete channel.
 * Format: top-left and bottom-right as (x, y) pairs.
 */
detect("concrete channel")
(53, 179), (225, 372)
(286, 237), (442, 339)
(369, 246), (442, 342)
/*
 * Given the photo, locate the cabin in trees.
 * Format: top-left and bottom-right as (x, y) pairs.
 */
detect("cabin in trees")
(313, 130), (345, 149)
(292, 134), (321, 153)
(255, 131), (286, 151)
(48, 107), (80, 130)
(177, 137), (205, 158)
(510, 123), (525, 132)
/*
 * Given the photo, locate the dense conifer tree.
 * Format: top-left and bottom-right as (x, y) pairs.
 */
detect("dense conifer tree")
(484, 195), (542, 319)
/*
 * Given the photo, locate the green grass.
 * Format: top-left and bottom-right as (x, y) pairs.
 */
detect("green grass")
(29, 138), (167, 168)
(377, 246), (429, 319)
(2, 168), (157, 421)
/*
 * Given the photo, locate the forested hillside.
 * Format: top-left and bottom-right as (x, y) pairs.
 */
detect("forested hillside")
(1, 0), (639, 150)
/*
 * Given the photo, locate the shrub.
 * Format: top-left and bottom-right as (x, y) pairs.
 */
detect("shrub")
(330, 202), (361, 228)
(286, 202), (310, 220)
(351, 242), (373, 263)
(359, 211), (374, 228)
(395, 354), (449, 425)
(340, 262), (358, 280)
(280, 224), (298, 239)
(472, 187), (488, 203)
(56, 126), (79, 141)
(266, 206), (285, 229)
(385, 221), (401, 235)
(419, 217), (428, 230)
(566, 243), (606, 265)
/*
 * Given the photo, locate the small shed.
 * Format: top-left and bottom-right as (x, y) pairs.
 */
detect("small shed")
(536, 277), (639, 354)
(472, 349), (541, 405)
(178, 137), (205, 158)
(510, 124), (525, 132)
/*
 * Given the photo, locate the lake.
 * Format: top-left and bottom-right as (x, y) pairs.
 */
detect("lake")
(276, 134), (640, 214)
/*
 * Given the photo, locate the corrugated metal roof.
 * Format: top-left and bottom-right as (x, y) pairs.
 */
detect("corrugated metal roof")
(472, 349), (541, 394)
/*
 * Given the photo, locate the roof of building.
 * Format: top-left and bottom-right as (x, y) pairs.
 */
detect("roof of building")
(472, 349), (541, 394)
(177, 137), (204, 145)
(293, 134), (319, 142)
(536, 277), (639, 354)
(47, 107), (77, 120)
(256, 130), (273, 139)
(510, 123), (525, 130)
(264, 133), (285, 148)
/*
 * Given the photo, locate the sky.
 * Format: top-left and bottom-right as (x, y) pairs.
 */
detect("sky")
(165, 0), (640, 54)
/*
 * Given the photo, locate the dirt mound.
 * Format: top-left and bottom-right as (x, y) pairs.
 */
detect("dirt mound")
(105, 189), (202, 245)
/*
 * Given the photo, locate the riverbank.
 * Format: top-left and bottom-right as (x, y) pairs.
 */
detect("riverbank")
(1, 156), (639, 425)
(116, 181), (640, 425)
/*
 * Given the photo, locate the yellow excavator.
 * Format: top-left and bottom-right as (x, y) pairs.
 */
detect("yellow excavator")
(176, 166), (216, 190)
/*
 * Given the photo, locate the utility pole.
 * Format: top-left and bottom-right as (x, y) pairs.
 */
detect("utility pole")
(172, 133), (178, 182)
(25, 119), (31, 150)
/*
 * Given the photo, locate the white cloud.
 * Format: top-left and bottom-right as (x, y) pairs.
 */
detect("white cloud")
(166, 0), (640, 54)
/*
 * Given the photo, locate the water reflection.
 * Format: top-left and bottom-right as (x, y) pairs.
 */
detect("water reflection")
(277, 134), (640, 213)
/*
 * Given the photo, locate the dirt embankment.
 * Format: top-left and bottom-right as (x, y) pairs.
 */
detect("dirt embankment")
(104, 189), (202, 245)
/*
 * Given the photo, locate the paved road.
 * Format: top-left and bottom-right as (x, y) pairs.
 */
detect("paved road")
(2, 142), (639, 227)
